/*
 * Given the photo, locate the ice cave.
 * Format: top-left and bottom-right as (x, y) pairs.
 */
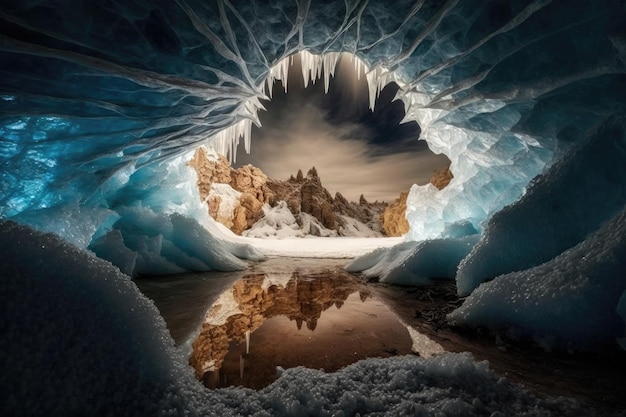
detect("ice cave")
(1, 0), (626, 415)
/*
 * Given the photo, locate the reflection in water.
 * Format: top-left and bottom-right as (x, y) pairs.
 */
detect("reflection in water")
(189, 265), (443, 390)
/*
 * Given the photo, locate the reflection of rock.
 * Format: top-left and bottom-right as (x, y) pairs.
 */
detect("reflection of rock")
(189, 270), (370, 379)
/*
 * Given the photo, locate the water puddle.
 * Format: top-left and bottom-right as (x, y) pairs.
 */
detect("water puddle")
(188, 264), (442, 389)
(137, 258), (625, 413)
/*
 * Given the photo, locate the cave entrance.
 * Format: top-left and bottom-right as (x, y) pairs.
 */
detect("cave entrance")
(191, 52), (450, 241)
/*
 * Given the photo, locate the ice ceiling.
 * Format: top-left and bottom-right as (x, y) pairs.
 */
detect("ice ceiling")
(1, 1), (626, 339)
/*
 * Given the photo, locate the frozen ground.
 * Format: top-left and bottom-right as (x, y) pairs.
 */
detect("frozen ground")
(210, 218), (403, 258)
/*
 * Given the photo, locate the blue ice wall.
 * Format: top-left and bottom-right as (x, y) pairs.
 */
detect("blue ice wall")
(0, 0), (625, 280)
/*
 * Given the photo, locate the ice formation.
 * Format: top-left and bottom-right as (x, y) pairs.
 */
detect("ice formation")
(1, 0), (626, 413)
(346, 235), (479, 286)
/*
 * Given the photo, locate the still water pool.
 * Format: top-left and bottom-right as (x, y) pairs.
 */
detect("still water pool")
(137, 258), (443, 389)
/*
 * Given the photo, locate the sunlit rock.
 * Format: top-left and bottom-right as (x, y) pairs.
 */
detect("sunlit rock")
(382, 165), (453, 237)
(381, 191), (410, 237)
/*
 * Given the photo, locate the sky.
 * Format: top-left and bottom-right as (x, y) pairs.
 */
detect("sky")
(233, 53), (449, 202)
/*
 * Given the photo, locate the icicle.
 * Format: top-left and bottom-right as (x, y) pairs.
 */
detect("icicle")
(205, 118), (254, 162)
(245, 329), (250, 354)
(365, 66), (389, 111)
(300, 50), (312, 88)
(281, 57), (289, 93)
(322, 52), (340, 94)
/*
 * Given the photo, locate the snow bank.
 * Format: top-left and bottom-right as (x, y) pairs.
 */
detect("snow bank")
(1, 220), (593, 416)
(346, 235), (479, 285)
(89, 206), (255, 276)
(457, 115), (626, 296)
(449, 205), (626, 350)
(0, 220), (209, 416)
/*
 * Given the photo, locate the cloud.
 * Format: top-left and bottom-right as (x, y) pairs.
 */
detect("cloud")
(235, 102), (449, 202)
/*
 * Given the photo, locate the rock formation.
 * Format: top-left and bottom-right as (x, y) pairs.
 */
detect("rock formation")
(381, 165), (453, 237)
(189, 147), (268, 234)
(381, 191), (410, 236)
(189, 146), (387, 236)
(430, 165), (454, 190)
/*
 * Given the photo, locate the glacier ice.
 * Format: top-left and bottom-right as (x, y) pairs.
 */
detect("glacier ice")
(456, 114), (626, 296)
(3, 0), (624, 257)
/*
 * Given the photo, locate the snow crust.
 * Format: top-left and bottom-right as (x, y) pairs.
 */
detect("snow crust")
(1, 220), (592, 416)
(449, 204), (626, 350)
(243, 203), (383, 239)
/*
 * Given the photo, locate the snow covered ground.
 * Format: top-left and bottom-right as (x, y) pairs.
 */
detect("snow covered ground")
(207, 212), (403, 258)
(239, 236), (402, 258)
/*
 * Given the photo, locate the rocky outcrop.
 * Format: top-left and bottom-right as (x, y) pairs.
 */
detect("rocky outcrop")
(430, 165), (453, 190)
(189, 147), (268, 234)
(333, 192), (388, 234)
(190, 147), (388, 236)
(299, 168), (336, 230)
(381, 165), (453, 237)
(381, 191), (410, 236)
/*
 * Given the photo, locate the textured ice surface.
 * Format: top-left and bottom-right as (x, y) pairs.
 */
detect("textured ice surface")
(456, 115), (626, 295)
(346, 235), (479, 285)
(450, 205), (626, 350)
(1, 221), (593, 416)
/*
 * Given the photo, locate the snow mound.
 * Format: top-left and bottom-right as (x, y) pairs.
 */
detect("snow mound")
(244, 202), (337, 238)
(346, 235), (479, 285)
(338, 215), (384, 238)
(449, 205), (626, 350)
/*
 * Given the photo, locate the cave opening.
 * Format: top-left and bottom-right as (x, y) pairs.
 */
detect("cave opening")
(191, 51), (451, 240)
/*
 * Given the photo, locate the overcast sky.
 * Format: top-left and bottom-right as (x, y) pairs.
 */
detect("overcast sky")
(233, 54), (449, 202)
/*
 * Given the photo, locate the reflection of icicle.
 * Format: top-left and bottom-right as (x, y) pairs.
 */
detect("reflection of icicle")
(239, 354), (245, 379)
(245, 329), (250, 354)
(404, 325), (445, 357)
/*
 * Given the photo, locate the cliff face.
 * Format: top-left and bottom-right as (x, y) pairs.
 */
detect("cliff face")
(381, 191), (410, 236)
(381, 166), (453, 237)
(189, 147), (387, 236)
(189, 147), (269, 234)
